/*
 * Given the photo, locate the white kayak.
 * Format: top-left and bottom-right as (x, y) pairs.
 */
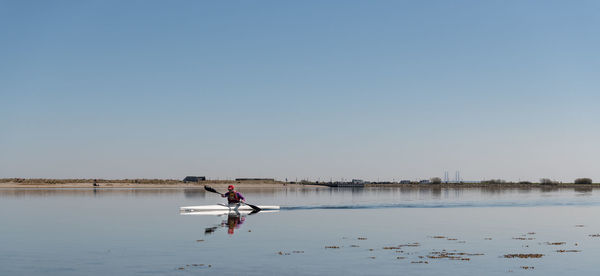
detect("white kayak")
(179, 203), (280, 212)
(180, 210), (279, 216)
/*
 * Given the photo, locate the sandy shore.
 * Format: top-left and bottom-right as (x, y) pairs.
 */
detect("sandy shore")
(0, 181), (310, 189)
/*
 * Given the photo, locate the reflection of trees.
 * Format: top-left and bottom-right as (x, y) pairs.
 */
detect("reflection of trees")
(574, 187), (593, 193)
(3, 186), (595, 202)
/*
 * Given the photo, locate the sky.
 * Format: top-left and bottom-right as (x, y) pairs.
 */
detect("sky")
(1, 0), (599, 182)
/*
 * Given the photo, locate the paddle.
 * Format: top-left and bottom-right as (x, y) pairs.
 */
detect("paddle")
(204, 185), (262, 212)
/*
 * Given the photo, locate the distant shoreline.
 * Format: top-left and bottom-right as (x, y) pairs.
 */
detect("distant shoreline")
(0, 179), (598, 189)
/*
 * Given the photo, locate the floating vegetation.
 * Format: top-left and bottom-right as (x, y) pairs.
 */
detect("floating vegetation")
(292, 251), (304, 254)
(521, 266), (534, 270)
(277, 251), (291, 255)
(368, 256), (376, 259)
(401, 244), (419, 248)
(504, 254), (543, 259)
(196, 240), (204, 242)
(447, 238), (458, 241)
(589, 234), (600, 237)
(431, 236), (446, 239)
(513, 237), (535, 240)
(350, 245), (360, 247)
(411, 261), (429, 264)
(396, 256), (405, 259)
(178, 264), (210, 270)
(545, 242), (566, 245)
(325, 246), (340, 249)
(357, 237), (367, 240)
(556, 250), (581, 253)
(527, 232), (536, 235)
(427, 251), (483, 261)
(484, 238), (493, 240)
(575, 225), (585, 227)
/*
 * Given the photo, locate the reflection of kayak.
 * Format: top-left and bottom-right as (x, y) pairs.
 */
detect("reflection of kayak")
(179, 203), (280, 212)
(180, 210), (279, 216)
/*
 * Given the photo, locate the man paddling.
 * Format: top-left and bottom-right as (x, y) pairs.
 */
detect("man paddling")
(222, 185), (245, 205)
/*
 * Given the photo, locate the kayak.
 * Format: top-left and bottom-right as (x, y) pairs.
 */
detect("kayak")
(180, 210), (279, 216)
(179, 203), (280, 212)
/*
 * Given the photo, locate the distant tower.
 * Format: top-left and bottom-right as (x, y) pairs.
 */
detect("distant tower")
(455, 171), (461, 183)
(444, 171), (449, 183)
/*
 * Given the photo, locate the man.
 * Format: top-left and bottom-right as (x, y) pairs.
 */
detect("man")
(222, 185), (245, 204)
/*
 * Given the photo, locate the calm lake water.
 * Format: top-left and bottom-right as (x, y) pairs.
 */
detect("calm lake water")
(2, 186), (600, 275)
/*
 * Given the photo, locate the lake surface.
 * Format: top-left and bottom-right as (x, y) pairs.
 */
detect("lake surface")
(2, 186), (600, 275)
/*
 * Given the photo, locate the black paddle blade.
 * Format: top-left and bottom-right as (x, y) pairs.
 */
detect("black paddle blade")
(244, 202), (262, 212)
(204, 185), (219, 194)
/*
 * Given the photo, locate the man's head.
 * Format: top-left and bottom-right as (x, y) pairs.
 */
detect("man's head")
(228, 185), (235, 191)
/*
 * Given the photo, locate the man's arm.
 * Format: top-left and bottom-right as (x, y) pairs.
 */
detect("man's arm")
(237, 192), (245, 201)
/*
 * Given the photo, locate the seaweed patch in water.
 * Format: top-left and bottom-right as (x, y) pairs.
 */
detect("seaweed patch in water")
(545, 242), (566, 245)
(398, 242), (420, 247)
(504, 254), (543, 258)
(427, 251), (483, 261)
(556, 250), (581, 253)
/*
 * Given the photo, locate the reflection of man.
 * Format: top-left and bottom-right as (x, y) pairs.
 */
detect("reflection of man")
(223, 214), (245, 235)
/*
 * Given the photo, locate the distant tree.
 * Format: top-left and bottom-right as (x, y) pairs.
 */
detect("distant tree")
(575, 178), (592, 184)
(518, 181), (532, 185)
(540, 178), (559, 185)
(430, 177), (442, 184)
(482, 179), (506, 184)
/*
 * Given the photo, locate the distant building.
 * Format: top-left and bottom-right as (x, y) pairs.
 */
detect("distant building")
(183, 176), (206, 183)
(419, 180), (431, 184)
(400, 180), (411, 184)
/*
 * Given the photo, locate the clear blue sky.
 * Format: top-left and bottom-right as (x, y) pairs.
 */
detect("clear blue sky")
(1, 1), (599, 182)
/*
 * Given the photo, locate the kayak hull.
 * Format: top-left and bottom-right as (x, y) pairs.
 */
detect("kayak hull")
(179, 203), (280, 212)
(180, 210), (279, 216)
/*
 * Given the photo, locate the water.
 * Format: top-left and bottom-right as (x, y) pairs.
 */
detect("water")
(2, 186), (600, 275)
